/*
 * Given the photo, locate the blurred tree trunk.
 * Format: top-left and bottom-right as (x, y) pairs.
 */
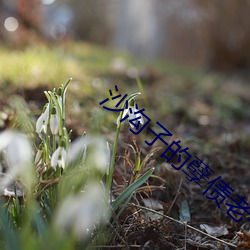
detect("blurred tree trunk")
(16, 0), (41, 31)
(15, 0), (42, 45)
(204, 0), (250, 71)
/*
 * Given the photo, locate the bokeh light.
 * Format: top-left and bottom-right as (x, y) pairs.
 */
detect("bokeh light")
(4, 17), (19, 32)
(41, 0), (55, 5)
(50, 24), (67, 40)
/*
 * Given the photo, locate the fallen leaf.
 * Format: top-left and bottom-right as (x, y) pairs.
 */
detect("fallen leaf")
(200, 224), (228, 237)
(237, 231), (250, 248)
(142, 198), (163, 210)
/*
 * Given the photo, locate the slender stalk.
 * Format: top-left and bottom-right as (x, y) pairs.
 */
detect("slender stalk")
(45, 102), (52, 164)
(106, 119), (121, 197)
(105, 92), (141, 198)
(61, 78), (71, 127)
(52, 134), (56, 152)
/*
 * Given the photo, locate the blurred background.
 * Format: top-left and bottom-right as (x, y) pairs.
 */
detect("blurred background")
(1, 0), (250, 72)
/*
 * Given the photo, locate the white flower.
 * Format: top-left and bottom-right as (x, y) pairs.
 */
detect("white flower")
(36, 104), (50, 134)
(117, 102), (144, 128)
(57, 95), (63, 112)
(54, 182), (109, 240)
(91, 137), (110, 173)
(67, 136), (110, 173)
(51, 145), (67, 169)
(50, 106), (60, 135)
(0, 130), (33, 190)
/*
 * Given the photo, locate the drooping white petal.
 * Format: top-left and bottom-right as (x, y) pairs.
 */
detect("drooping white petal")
(51, 146), (61, 168)
(5, 133), (32, 170)
(135, 109), (144, 125)
(54, 182), (109, 240)
(128, 105), (144, 128)
(41, 121), (48, 133)
(0, 130), (14, 151)
(116, 103), (144, 128)
(67, 137), (88, 164)
(116, 108), (128, 125)
(36, 104), (50, 133)
(58, 148), (67, 169)
(129, 121), (134, 128)
(44, 103), (50, 117)
(139, 116), (144, 124)
(127, 107), (137, 128)
(36, 113), (45, 133)
(0, 130), (33, 191)
(92, 138), (110, 173)
(51, 146), (67, 169)
(67, 136), (110, 173)
(121, 108), (129, 119)
(50, 114), (59, 135)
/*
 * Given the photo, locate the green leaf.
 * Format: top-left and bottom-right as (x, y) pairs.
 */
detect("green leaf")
(112, 192), (133, 225)
(179, 199), (191, 222)
(135, 152), (141, 173)
(112, 167), (154, 211)
(32, 209), (45, 237)
(62, 78), (72, 98)
(0, 208), (21, 250)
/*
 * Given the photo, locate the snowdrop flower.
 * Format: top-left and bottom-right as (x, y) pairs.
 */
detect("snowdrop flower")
(51, 143), (67, 169)
(67, 135), (110, 173)
(54, 182), (109, 240)
(50, 106), (60, 135)
(0, 130), (33, 190)
(36, 103), (50, 134)
(89, 137), (110, 173)
(56, 87), (63, 111)
(117, 100), (144, 128)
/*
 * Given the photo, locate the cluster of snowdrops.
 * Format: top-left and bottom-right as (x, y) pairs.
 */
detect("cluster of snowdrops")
(0, 79), (153, 249)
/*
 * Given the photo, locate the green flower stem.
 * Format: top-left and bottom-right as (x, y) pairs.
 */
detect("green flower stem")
(106, 116), (121, 197)
(52, 134), (56, 152)
(61, 78), (71, 127)
(44, 137), (50, 164)
(45, 97), (53, 164)
(106, 92), (141, 199)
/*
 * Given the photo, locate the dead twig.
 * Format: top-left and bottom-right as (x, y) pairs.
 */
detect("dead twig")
(166, 178), (183, 215)
(89, 245), (141, 248)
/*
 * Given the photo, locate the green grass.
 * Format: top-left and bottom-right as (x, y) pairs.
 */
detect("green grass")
(0, 42), (210, 87)
(0, 41), (249, 132)
(0, 45), (70, 86)
(0, 42), (131, 87)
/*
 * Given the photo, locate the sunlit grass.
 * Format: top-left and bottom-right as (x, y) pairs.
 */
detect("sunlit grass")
(0, 44), (85, 86)
(0, 41), (248, 131)
(0, 42), (208, 87)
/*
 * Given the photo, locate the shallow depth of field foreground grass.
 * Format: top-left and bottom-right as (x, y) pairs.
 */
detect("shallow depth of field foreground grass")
(0, 42), (250, 249)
